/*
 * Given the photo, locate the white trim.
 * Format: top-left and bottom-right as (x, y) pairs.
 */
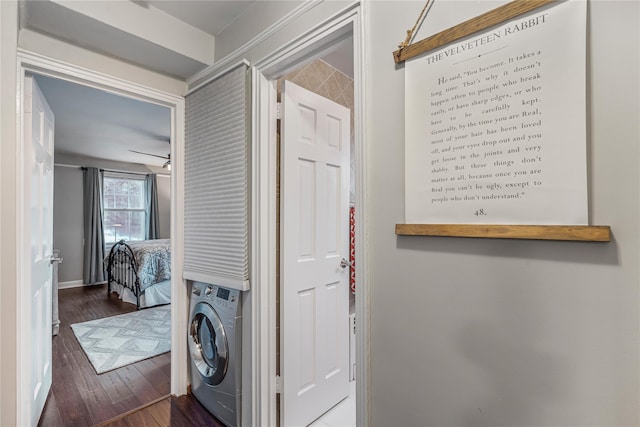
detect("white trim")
(186, 59), (250, 95)
(253, 3), (359, 75)
(102, 171), (147, 180)
(58, 280), (89, 290)
(187, 1), (322, 87)
(251, 69), (279, 427)
(17, 49), (179, 107)
(352, 4), (370, 424)
(182, 271), (250, 292)
(53, 163), (81, 169)
(16, 58), (28, 426)
(169, 88), (188, 398)
(15, 50), (187, 426)
(54, 163), (171, 177)
(251, 3), (369, 426)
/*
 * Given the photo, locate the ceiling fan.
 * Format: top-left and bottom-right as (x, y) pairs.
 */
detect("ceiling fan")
(129, 149), (171, 170)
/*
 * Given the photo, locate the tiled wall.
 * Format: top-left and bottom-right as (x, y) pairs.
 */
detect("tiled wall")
(282, 60), (355, 204)
(284, 59), (354, 120)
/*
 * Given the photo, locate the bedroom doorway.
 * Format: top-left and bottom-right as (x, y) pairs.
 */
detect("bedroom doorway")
(35, 71), (173, 427)
(16, 52), (186, 427)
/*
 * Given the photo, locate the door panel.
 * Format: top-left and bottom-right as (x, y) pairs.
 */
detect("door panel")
(325, 164), (340, 255)
(24, 75), (55, 426)
(297, 288), (316, 394)
(322, 281), (340, 377)
(281, 80), (350, 427)
(298, 159), (316, 260)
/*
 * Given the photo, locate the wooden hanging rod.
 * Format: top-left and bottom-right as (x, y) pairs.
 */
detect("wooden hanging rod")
(395, 224), (611, 242)
(393, 0), (556, 64)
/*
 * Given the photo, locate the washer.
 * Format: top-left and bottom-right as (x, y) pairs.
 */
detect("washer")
(189, 281), (242, 427)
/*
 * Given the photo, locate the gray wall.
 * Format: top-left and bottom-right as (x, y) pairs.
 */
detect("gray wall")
(365, 1), (638, 426)
(213, 1), (304, 61)
(0, 2), (19, 423)
(53, 154), (171, 284)
(211, 1), (639, 425)
(53, 165), (84, 284)
(157, 174), (171, 239)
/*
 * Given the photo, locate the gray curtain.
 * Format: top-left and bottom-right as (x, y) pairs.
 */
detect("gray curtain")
(82, 167), (105, 284)
(145, 173), (160, 240)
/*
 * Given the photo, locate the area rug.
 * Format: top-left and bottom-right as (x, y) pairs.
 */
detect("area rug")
(71, 305), (171, 374)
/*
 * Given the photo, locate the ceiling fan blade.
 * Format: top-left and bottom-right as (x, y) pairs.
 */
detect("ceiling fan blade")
(128, 149), (170, 160)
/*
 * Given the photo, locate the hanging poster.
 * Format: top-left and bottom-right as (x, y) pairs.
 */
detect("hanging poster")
(404, 0), (587, 225)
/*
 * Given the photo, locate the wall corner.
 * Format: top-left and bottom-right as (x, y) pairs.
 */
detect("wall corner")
(0, 0), (20, 425)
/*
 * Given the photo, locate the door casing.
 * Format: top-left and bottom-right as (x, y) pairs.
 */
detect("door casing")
(14, 49), (187, 426)
(251, 3), (369, 426)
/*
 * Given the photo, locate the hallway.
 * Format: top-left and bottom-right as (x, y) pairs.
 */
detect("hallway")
(39, 285), (171, 426)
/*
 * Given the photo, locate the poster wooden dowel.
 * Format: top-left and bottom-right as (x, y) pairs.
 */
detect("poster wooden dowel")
(395, 224), (611, 242)
(393, 0), (555, 64)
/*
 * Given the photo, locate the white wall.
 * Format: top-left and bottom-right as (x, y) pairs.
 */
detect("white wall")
(19, 28), (186, 95)
(365, 1), (639, 426)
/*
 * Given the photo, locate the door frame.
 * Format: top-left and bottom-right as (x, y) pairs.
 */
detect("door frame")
(14, 49), (187, 425)
(251, 3), (369, 425)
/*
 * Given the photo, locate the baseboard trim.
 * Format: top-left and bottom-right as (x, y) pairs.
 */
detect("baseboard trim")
(58, 280), (106, 289)
(58, 280), (83, 289)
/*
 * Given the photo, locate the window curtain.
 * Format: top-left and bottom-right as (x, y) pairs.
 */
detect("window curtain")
(145, 173), (160, 240)
(82, 167), (105, 284)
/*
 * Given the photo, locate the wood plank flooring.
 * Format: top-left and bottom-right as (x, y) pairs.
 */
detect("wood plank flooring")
(38, 284), (172, 427)
(100, 395), (225, 427)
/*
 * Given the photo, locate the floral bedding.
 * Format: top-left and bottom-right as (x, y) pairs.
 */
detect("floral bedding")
(108, 239), (171, 291)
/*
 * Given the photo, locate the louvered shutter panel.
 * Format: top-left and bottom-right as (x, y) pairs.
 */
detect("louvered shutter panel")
(184, 64), (250, 291)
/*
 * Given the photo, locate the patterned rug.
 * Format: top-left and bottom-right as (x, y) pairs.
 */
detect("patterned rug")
(71, 305), (171, 374)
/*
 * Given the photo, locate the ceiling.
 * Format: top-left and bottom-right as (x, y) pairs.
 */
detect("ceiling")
(20, 0), (258, 79)
(144, 1), (256, 35)
(21, 0), (258, 166)
(24, 1), (354, 167)
(35, 74), (172, 168)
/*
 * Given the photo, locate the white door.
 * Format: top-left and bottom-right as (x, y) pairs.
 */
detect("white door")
(281, 81), (351, 427)
(23, 74), (55, 426)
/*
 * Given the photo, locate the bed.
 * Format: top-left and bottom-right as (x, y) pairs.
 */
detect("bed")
(105, 239), (171, 309)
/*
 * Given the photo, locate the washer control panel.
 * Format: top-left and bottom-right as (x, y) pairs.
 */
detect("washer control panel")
(192, 281), (241, 317)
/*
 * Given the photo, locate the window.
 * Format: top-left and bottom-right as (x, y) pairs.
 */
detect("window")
(103, 176), (145, 244)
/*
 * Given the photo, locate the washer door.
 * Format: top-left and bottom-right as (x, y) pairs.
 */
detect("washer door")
(189, 301), (229, 385)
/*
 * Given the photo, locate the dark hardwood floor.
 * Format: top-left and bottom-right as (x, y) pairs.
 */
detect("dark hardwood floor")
(38, 284), (171, 427)
(100, 395), (225, 427)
